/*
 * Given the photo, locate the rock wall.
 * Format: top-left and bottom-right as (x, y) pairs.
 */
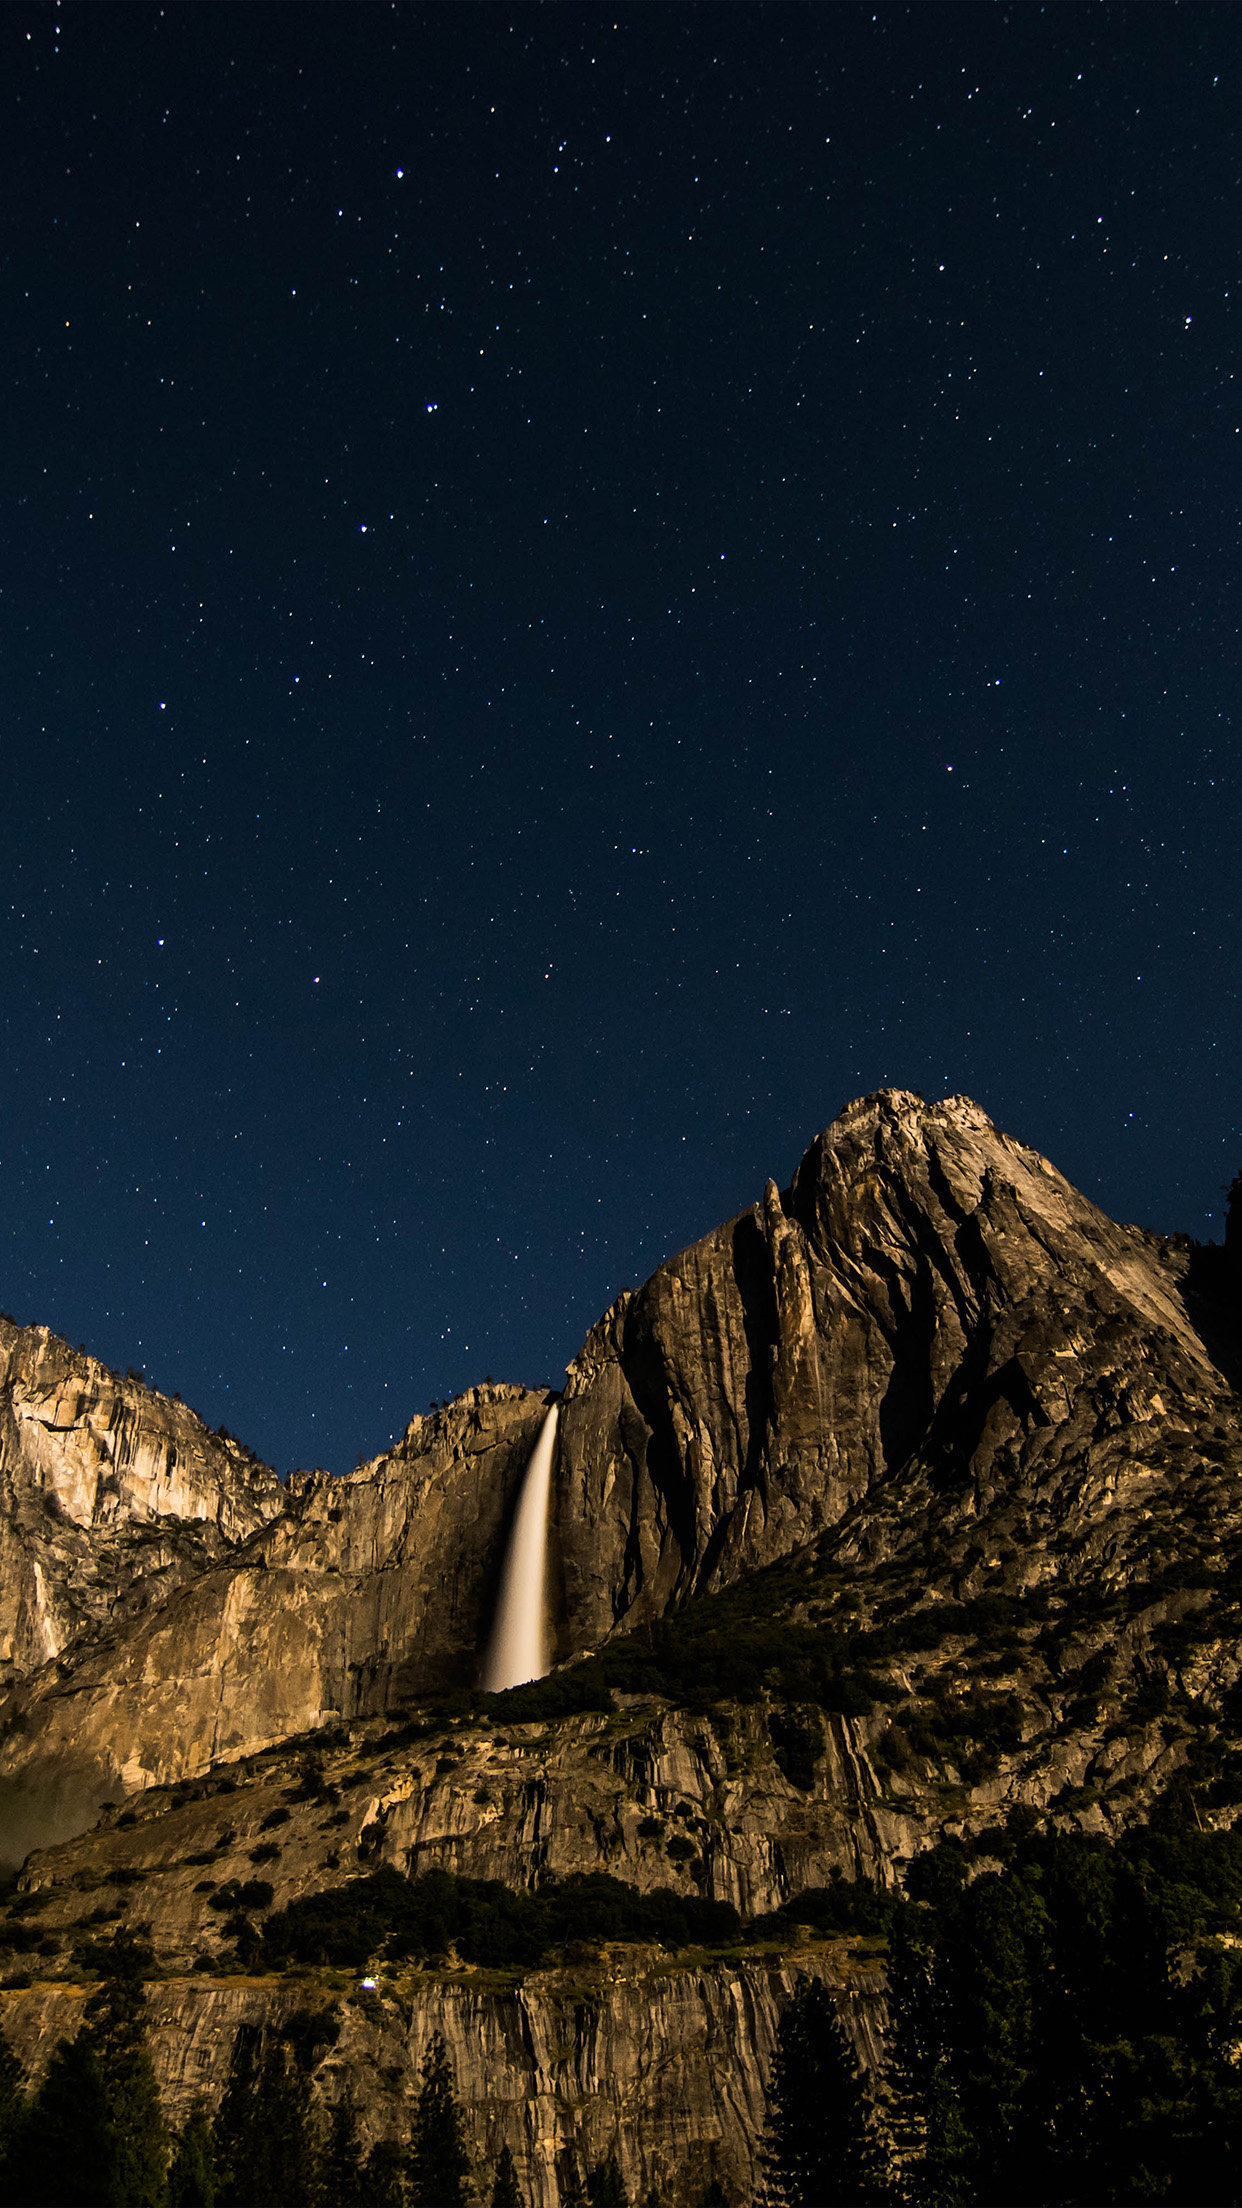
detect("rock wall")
(0, 1384), (550, 1857)
(0, 1943), (886, 2208)
(1, 1089), (1236, 1858)
(0, 1320), (283, 1688)
(552, 1090), (1226, 1649)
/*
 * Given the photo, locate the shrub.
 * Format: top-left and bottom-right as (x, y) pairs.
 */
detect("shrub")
(260, 1866), (740, 1972)
(208, 1880), (274, 1915)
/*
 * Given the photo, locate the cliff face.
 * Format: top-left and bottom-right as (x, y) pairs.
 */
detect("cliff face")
(1, 1090), (1237, 1856)
(0, 1320), (283, 1692)
(0, 1383), (549, 1860)
(553, 1089), (1227, 1648)
(1, 1088), (1240, 2203)
(0, 1709), (891, 2206)
(0, 1947), (885, 2208)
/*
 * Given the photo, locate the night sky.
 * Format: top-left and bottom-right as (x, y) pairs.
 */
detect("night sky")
(3, 2), (1238, 1475)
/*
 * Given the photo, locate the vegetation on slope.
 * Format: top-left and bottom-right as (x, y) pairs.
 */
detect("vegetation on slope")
(8, 1816), (1242, 2200)
(762, 1817), (1242, 2206)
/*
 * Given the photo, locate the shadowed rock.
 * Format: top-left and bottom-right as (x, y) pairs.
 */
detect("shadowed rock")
(0, 1089), (1236, 1852)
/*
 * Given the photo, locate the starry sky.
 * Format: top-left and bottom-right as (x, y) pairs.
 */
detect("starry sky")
(2, 1), (1238, 1474)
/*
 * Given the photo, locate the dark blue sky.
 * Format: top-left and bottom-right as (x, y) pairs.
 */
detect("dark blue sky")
(2, 2), (1238, 1473)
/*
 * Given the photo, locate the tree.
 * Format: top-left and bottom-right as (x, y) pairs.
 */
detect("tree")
(1226, 1168), (1242, 1276)
(759, 1976), (884, 2208)
(881, 1915), (969, 2208)
(408, 2032), (473, 2208)
(558, 2160), (589, 2208)
(12, 1939), (169, 2208)
(82, 1958), (170, 2208)
(489, 2141), (524, 2208)
(213, 2023), (321, 2208)
(943, 1870), (1052, 2207)
(169, 2103), (218, 2208)
(322, 2096), (369, 2208)
(365, 2135), (408, 2208)
(587, 2153), (627, 2207)
(0, 2031), (28, 2183)
(13, 2031), (112, 2207)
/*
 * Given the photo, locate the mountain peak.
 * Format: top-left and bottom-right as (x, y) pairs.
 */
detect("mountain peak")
(0, 1099), (1236, 1868)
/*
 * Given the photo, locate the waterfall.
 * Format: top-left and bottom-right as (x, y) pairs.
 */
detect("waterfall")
(481, 1403), (559, 1690)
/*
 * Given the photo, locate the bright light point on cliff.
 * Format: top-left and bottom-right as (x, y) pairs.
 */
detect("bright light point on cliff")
(359, 523), (367, 532)
(360, 1976), (378, 1989)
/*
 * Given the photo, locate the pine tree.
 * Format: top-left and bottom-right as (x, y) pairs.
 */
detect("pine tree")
(213, 2023), (321, 2208)
(489, 2140), (524, 2208)
(558, 2158), (589, 2208)
(1226, 1168), (1242, 1276)
(759, 1975), (885, 2207)
(82, 1959), (170, 2208)
(945, 1869), (1051, 2207)
(12, 1942), (169, 2208)
(14, 2032), (112, 2207)
(169, 2103), (218, 2208)
(0, 2030), (27, 2185)
(323, 2096), (370, 2208)
(881, 1918), (969, 2208)
(211, 2021), (263, 2204)
(586, 2153), (627, 2208)
(365, 2135), (409, 2208)
(408, 2032), (473, 2208)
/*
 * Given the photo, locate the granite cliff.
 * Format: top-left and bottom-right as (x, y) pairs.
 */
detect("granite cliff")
(0, 1089), (1238, 2202)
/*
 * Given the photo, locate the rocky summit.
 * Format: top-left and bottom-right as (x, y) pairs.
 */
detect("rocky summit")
(0, 1089), (1239, 2205)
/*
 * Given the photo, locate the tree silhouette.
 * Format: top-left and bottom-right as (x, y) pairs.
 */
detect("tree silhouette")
(322, 2096), (369, 2208)
(83, 1958), (170, 2208)
(408, 2031), (474, 2208)
(0, 2031), (27, 2186)
(14, 2031), (113, 2207)
(587, 2153), (628, 2207)
(759, 1975), (884, 2207)
(1226, 1169), (1242, 1278)
(490, 2140), (524, 2208)
(364, 2136), (408, 2207)
(881, 1914), (969, 2208)
(12, 1938), (168, 2208)
(214, 2023), (320, 2208)
(169, 2103), (218, 2208)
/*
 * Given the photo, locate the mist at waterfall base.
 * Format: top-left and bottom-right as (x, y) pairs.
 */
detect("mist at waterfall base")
(481, 1407), (560, 1691)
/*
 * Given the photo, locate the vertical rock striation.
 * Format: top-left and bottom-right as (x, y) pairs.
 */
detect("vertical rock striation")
(0, 1319), (283, 1689)
(0, 1090), (1235, 1851)
(552, 1089), (1227, 1647)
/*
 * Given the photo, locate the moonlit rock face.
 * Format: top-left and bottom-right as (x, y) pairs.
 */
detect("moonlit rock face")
(481, 1404), (558, 1690)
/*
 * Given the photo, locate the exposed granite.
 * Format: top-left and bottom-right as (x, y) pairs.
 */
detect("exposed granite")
(1, 1090), (1239, 2204)
(0, 1940), (885, 2208)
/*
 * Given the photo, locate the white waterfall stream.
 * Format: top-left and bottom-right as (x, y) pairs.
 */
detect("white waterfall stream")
(480, 1403), (559, 1690)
